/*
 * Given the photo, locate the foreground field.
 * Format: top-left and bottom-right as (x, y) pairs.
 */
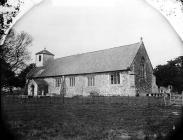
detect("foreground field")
(1, 96), (182, 140)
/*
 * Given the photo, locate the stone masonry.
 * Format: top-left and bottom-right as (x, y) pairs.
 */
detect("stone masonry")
(40, 70), (136, 97)
(131, 43), (153, 95)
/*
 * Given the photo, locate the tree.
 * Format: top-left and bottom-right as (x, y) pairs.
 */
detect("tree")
(177, 0), (183, 5)
(0, 0), (24, 45)
(1, 28), (32, 72)
(0, 29), (32, 93)
(1, 0), (43, 45)
(0, 59), (16, 90)
(17, 63), (36, 88)
(154, 56), (183, 94)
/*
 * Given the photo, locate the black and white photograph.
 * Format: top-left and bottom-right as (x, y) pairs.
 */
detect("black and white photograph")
(1, 0), (183, 139)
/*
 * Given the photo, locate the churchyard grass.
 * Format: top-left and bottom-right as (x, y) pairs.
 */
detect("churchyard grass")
(1, 96), (182, 140)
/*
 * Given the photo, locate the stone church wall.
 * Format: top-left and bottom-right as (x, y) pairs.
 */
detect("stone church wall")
(131, 43), (153, 95)
(42, 71), (136, 97)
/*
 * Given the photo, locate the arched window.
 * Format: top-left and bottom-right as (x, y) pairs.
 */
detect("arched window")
(140, 57), (146, 79)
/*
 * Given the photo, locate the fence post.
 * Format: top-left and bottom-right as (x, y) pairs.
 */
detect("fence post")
(170, 92), (172, 105)
(163, 93), (166, 106)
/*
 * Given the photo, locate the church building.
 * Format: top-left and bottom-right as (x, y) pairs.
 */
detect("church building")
(26, 38), (158, 97)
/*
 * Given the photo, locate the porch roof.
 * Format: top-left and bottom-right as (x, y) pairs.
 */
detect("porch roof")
(34, 79), (48, 87)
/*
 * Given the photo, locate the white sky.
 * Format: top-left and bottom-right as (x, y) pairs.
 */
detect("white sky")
(146, 0), (183, 40)
(14, 0), (183, 68)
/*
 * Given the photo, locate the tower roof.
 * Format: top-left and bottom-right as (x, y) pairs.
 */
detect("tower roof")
(36, 49), (54, 56)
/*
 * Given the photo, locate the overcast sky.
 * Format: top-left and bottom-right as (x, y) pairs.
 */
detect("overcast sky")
(14, 0), (183, 68)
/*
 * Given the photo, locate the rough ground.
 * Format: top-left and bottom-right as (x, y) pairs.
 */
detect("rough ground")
(1, 96), (182, 140)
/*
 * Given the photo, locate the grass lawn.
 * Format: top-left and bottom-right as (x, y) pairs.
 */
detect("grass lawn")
(1, 96), (182, 140)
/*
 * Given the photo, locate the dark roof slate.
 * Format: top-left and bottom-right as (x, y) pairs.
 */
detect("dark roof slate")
(28, 42), (141, 78)
(36, 49), (54, 56)
(34, 79), (48, 86)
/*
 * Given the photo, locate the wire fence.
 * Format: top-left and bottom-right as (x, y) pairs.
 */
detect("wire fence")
(1, 95), (165, 107)
(169, 93), (183, 106)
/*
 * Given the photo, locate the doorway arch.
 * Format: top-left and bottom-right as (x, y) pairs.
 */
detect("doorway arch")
(31, 85), (35, 96)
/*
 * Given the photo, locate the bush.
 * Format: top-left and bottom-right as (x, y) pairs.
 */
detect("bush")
(89, 91), (99, 97)
(72, 95), (83, 99)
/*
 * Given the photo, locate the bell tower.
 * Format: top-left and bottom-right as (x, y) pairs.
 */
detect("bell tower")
(35, 48), (54, 67)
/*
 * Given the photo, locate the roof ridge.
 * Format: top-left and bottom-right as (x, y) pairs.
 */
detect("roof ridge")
(28, 41), (142, 78)
(55, 42), (140, 61)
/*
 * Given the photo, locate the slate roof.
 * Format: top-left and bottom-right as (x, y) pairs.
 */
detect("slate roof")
(27, 42), (141, 78)
(34, 79), (48, 87)
(36, 49), (54, 56)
